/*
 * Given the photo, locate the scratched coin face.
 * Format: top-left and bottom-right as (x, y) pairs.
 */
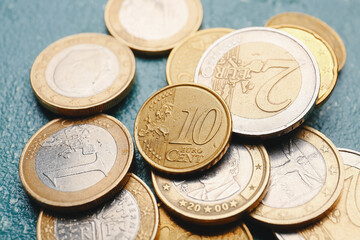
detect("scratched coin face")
(134, 83), (232, 175)
(30, 33), (135, 116)
(275, 149), (360, 240)
(37, 174), (159, 240)
(250, 126), (344, 227)
(19, 114), (134, 212)
(105, 0), (203, 54)
(194, 27), (320, 138)
(152, 142), (270, 225)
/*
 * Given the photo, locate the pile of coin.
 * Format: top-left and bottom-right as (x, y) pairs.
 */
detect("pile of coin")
(18, 0), (357, 238)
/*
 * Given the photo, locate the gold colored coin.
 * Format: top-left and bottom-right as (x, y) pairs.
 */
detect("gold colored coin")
(19, 114), (134, 212)
(265, 12), (346, 70)
(156, 205), (253, 239)
(273, 25), (338, 106)
(37, 174), (159, 240)
(152, 142), (270, 225)
(105, 0), (203, 54)
(166, 28), (233, 85)
(134, 83), (232, 175)
(250, 126), (344, 228)
(30, 33), (135, 116)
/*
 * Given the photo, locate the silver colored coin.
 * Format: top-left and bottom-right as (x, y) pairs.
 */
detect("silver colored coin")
(194, 27), (320, 138)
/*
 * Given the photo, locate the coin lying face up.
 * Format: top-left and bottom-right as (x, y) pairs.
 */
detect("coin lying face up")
(37, 174), (159, 240)
(195, 27), (320, 138)
(30, 33), (136, 116)
(19, 114), (134, 212)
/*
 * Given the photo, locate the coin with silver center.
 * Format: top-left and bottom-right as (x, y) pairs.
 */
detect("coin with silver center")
(194, 27), (320, 138)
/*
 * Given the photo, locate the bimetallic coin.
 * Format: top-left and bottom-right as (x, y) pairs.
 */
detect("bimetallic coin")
(194, 27), (320, 138)
(134, 83), (232, 175)
(105, 0), (203, 54)
(275, 149), (360, 240)
(166, 28), (233, 85)
(265, 12), (347, 70)
(152, 142), (270, 225)
(156, 205), (253, 239)
(250, 126), (344, 228)
(37, 174), (159, 240)
(19, 114), (134, 212)
(30, 33), (135, 116)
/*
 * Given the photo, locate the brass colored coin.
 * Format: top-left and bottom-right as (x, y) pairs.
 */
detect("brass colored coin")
(166, 28), (233, 85)
(156, 205), (253, 239)
(272, 25), (338, 106)
(37, 174), (159, 240)
(250, 126), (344, 228)
(105, 0), (203, 54)
(134, 83), (232, 175)
(19, 114), (134, 212)
(265, 12), (346, 70)
(152, 142), (270, 225)
(30, 33), (135, 116)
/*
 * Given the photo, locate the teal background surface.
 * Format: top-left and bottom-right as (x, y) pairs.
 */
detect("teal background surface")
(0, 0), (359, 239)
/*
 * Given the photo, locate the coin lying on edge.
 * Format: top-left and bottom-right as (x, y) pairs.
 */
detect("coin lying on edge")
(30, 33), (135, 116)
(265, 12), (346, 71)
(250, 126), (344, 228)
(152, 141), (270, 225)
(134, 83), (232, 175)
(37, 174), (159, 240)
(166, 28), (233, 85)
(275, 149), (360, 240)
(19, 114), (133, 212)
(195, 27), (320, 138)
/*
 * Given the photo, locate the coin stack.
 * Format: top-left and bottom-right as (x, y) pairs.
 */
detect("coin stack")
(18, 0), (357, 239)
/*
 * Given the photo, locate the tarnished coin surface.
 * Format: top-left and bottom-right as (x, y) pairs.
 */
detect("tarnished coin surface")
(273, 25), (338, 106)
(265, 12), (346, 70)
(105, 0), (203, 54)
(30, 33), (135, 116)
(152, 142), (270, 225)
(275, 149), (360, 240)
(134, 83), (232, 175)
(156, 205), (253, 239)
(250, 126), (344, 228)
(166, 28), (233, 85)
(194, 27), (320, 138)
(37, 174), (159, 240)
(19, 114), (134, 212)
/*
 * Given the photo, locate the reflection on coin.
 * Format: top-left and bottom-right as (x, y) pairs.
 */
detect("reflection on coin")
(152, 142), (270, 224)
(105, 0), (203, 54)
(19, 114), (133, 212)
(37, 174), (159, 240)
(273, 25), (338, 106)
(30, 33), (135, 116)
(166, 28), (233, 85)
(156, 205), (253, 239)
(194, 27), (320, 138)
(275, 149), (360, 240)
(265, 12), (346, 70)
(250, 126), (344, 228)
(134, 83), (232, 175)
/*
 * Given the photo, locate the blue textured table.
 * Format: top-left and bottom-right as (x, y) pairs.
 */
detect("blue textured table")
(0, 0), (359, 239)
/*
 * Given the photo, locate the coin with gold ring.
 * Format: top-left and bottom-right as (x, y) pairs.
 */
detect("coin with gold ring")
(134, 83), (232, 175)
(30, 33), (136, 117)
(156, 204), (253, 239)
(37, 174), (159, 240)
(105, 0), (203, 55)
(272, 24), (338, 106)
(19, 114), (134, 212)
(166, 28), (233, 85)
(265, 12), (346, 70)
(152, 141), (270, 225)
(250, 126), (344, 228)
